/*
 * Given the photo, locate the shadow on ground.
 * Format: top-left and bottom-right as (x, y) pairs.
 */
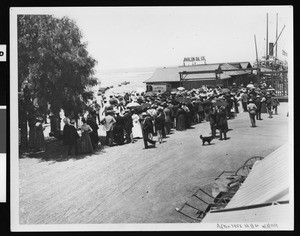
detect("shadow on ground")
(19, 137), (107, 163)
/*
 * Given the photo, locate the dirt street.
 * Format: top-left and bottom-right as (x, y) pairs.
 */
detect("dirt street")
(19, 103), (289, 224)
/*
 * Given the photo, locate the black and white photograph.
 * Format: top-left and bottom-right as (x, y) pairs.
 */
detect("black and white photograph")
(10, 6), (293, 231)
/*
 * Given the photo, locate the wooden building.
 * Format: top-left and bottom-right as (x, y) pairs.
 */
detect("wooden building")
(144, 62), (254, 92)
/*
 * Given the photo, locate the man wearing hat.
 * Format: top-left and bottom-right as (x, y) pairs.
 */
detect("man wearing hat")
(101, 108), (116, 146)
(241, 91), (249, 112)
(254, 95), (263, 120)
(141, 112), (156, 149)
(247, 99), (257, 127)
(265, 94), (273, 118)
(271, 95), (280, 115)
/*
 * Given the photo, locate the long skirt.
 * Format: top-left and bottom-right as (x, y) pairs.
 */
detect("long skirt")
(89, 131), (99, 149)
(35, 129), (46, 151)
(176, 114), (186, 131)
(80, 131), (93, 154)
(132, 121), (143, 138)
(28, 127), (36, 148)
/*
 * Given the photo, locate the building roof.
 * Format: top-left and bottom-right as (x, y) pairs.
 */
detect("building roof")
(223, 61), (253, 69)
(221, 63), (250, 76)
(144, 64), (221, 83)
(144, 62), (251, 83)
(184, 72), (231, 81)
(240, 62), (252, 69)
(201, 202), (290, 223)
(225, 143), (290, 209)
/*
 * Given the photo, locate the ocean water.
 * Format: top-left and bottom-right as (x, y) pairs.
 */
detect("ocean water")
(96, 67), (156, 95)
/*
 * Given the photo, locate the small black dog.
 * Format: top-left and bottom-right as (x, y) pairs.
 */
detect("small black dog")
(200, 135), (214, 145)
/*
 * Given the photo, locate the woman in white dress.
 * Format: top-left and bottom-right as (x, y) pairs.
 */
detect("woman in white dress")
(132, 111), (143, 139)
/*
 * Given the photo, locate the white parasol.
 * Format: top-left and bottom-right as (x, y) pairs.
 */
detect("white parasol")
(126, 101), (140, 108)
(177, 87), (185, 91)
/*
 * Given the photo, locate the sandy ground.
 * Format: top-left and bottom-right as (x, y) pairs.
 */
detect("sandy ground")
(19, 103), (289, 224)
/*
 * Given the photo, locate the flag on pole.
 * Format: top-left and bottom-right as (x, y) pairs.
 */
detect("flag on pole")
(282, 49), (288, 57)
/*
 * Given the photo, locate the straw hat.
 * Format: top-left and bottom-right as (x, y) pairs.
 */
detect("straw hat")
(141, 112), (148, 117)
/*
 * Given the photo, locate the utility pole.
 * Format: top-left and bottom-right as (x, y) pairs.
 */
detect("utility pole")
(254, 35), (259, 67)
(276, 13), (278, 58)
(254, 35), (260, 81)
(266, 13), (269, 59)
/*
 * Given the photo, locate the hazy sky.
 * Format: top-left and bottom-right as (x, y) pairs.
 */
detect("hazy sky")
(17, 6), (293, 71)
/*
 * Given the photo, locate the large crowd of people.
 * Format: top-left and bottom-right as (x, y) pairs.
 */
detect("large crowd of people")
(59, 81), (280, 154)
(26, 81), (280, 155)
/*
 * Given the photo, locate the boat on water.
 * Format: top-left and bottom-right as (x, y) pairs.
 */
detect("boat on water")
(121, 81), (130, 85)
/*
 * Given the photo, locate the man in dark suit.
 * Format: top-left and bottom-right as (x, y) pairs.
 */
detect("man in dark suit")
(254, 95), (263, 120)
(123, 109), (134, 144)
(141, 112), (156, 149)
(265, 94), (273, 118)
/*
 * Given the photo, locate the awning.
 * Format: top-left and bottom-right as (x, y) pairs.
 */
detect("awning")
(225, 144), (290, 209)
(201, 143), (292, 224)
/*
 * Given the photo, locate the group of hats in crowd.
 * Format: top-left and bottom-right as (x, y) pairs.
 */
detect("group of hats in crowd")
(96, 81), (276, 116)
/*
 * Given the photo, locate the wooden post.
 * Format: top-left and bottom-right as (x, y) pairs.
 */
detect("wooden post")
(266, 13), (269, 59)
(254, 35), (259, 69)
(179, 72), (182, 87)
(254, 35), (261, 83)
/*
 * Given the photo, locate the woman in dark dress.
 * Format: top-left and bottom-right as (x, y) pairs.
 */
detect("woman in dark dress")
(87, 115), (99, 150)
(176, 104), (186, 131)
(80, 118), (94, 154)
(28, 116), (37, 149)
(113, 112), (125, 145)
(62, 117), (71, 146)
(198, 99), (205, 122)
(155, 107), (164, 144)
(35, 117), (46, 151)
(68, 119), (80, 155)
(203, 99), (212, 121)
(217, 106), (228, 140)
